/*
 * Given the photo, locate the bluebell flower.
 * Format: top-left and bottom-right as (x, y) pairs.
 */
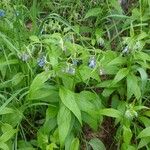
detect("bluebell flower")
(37, 56), (46, 67)
(0, 9), (5, 17)
(20, 53), (30, 62)
(62, 65), (75, 75)
(88, 56), (96, 68)
(15, 11), (19, 16)
(72, 59), (78, 66)
(66, 66), (75, 75)
(122, 45), (129, 54)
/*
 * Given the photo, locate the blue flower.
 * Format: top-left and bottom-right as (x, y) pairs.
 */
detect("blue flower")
(37, 56), (46, 67)
(20, 53), (30, 62)
(0, 9), (5, 17)
(122, 46), (129, 54)
(72, 59), (78, 66)
(62, 65), (75, 75)
(88, 56), (96, 68)
(15, 11), (19, 16)
(66, 67), (75, 75)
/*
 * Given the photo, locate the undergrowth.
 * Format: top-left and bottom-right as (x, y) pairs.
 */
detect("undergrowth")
(0, 0), (150, 149)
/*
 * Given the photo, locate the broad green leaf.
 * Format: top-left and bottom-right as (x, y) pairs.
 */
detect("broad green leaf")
(127, 74), (141, 100)
(37, 130), (49, 149)
(0, 107), (14, 115)
(0, 124), (16, 143)
(82, 112), (99, 130)
(29, 71), (51, 93)
(29, 35), (40, 42)
(79, 66), (99, 81)
(29, 85), (59, 102)
(99, 108), (122, 119)
(59, 87), (82, 125)
(46, 143), (58, 150)
(138, 127), (150, 138)
(11, 72), (24, 86)
(143, 110), (150, 118)
(57, 104), (72, 146)
(123, 126), (132, 144)
(89, 138), (106, 150)
(134, 51), (150, 62)
(139, 116), (150, 127)
(137, 67), (148, 94)
(113, 68), (129, 84)
(107, 56), (126, 66)
(70, 138), (79, 150)
(102, 88), (115, 97)
(0, 142), (9, 150)
(138, 137), (150, 149)
(85, 7), (102, 18)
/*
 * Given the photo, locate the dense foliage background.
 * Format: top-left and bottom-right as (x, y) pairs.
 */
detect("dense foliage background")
(0, 0), (150, 149)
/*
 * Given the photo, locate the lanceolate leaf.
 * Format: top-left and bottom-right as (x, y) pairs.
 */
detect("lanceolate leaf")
(113, 68), (129, 84)
(70, 138), (80, 150)
(138, 127), (150, 139)
(89, 138), (106, 150)
(127, 74), (141, 100)
(85, 7), (102, 18)
(99, 108), (122, 119)
(57, 104), (72, 146)
(59, 87), (82, 125)
(29, 71), (51, 93)
(123, 126), (132, 144)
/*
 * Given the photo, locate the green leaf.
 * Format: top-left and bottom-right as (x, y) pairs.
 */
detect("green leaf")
(113, 68), (129, 84)
(123, 126), (132, 144)
(70, 138), (79, 150)
(107, 56), (126, 66)
(138, 127), (150, 138)
(57, 104), (72, 146)
(59, 87), (82, 125)
(29, 35), (40, 42)
(138, 137), (150, 149)
(0, 142), (9, 150)
(11, 72), (24, 86)
(127, 74), (141, 100)
(0, 124), (16, 143)
(89, 138), (106, 150)
(137, 67), (148, 94)
(29, 71), (52, 98)
(99, 108), (122, 119)
(0, 107), (14, 115)
(30, 71), (51, 91)
(0, 59), (18, 69)
(85, 7), (102, 18)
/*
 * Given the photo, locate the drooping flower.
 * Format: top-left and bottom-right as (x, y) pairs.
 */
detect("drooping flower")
(20, 53), (30, 62)
(15, 11), (19, 16)
(0, 9), (5, 17)
(37, 56), (46, 67)
(62, 64), (76, 75)
(88, 56), (96, 68)
(122, 45), (129, 54)
(66, 66), (75, 75)
(72, 59), (78, 66)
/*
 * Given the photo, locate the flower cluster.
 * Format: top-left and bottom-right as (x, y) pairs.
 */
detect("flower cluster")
(37, 56), (46, 67)
(88, 56), (96, 68)
(20, 53), (30, 62)
(0, 9), (5, 17)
